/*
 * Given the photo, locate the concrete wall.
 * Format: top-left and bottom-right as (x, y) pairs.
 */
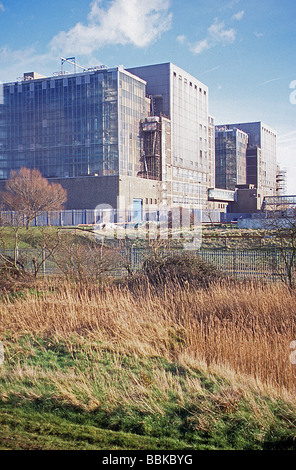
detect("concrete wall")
(228, 188), (260, 213)
(237, 218), (268, 229)
(221, 213), (252, 223)
(48, 175), (120, 210)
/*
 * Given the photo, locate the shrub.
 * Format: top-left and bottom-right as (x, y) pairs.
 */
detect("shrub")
(131, 251), (225, 289)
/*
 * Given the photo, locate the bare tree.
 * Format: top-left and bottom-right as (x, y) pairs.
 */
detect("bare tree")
(52, 232), (121, 284)
(0, 167), (67, 229)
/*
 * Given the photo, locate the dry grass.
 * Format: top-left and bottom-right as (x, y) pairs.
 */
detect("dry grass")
(1, 278), (296, 400)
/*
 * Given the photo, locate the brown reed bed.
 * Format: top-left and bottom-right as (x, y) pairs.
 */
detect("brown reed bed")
(1, 278), (296, 399)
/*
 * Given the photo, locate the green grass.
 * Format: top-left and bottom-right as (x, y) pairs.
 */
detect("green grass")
(0, 226), (59, 250)
(1, 334), (296, 450)
(0, 405), (189, 450)
(0, 224), (287, 251)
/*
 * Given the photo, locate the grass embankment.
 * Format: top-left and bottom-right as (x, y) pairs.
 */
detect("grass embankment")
(1, 279), (296, 450)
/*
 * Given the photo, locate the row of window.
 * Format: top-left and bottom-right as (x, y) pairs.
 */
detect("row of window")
(173, 182), (205, 194)
(173, 167), (209, 179)
(173, 72), (207, 95)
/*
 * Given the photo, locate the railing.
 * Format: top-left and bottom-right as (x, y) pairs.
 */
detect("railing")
(120, 247), (295, 282)
(198, 249), (287, 281)
(0, 247), (294, 283)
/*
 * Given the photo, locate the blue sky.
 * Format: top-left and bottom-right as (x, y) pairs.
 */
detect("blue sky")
(1, 0), (296, 192)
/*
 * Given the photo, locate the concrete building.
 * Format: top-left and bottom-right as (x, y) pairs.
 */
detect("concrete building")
(276, 165), (287, 196)
(224, 121), (277, 203)
(215, 126), (248, 191)
(127, 63), (214, 212)
(0, 61), (218, 222)
(0, 65), (158, 220)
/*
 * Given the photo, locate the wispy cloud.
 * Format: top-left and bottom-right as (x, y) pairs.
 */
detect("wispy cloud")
(259, 76), (286, 86)
(223, 0), (241, 9)
(0, 0), (173, 81)
(50, 0), (172, 56)
(0, 45), (55, 81)
(176, 35), (186, 44)
(254, 31), (264, 38)
(232, 10), (244, 21)
(278, 131), (296, 145)
(204, 65), (221, 74)
(190, 18), (236, 55)
(0, 3), (5, 12)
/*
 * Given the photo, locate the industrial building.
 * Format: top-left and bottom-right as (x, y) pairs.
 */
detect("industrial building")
(220, 122), (277, 201)
(127, 63), (215, 212)
(214, 121), (277, 216)
(0, 59), (280, 224)
(0, 60), (220, 223)
(276, 165), (287, 196)
(215, 126), (249, 191)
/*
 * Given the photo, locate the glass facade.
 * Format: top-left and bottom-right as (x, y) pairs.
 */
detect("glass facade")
(127, 63), (212, 210)
(118, 70), (146, 177)
(227, 122), (277, 198)
(0, 68), (146, 180)
(215, 128), (248, 191)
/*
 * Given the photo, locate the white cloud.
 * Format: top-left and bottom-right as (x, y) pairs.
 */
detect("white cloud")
(50, 0), (172, 56)
(224, 0), (241, 9)
(232, 10), (244, 21)
(204, 65), (221, 74)
(190, 18), (236, 55)
(0, 45), (56, 82)
(176, 35), (186, 44)
(0, 0), (173, 82)
(0, 3), (5, 12)
(278, 131), (296, 146)
(259, 76), (286, 87)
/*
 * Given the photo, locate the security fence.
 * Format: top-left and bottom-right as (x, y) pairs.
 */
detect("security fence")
(123, 248), (294, 283)
(0, 247), (295, 283)
(0, 209), (97, 227)
(198, 249), (291, 282)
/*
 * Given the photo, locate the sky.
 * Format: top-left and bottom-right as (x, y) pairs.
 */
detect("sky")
(0, 0), (296, 193)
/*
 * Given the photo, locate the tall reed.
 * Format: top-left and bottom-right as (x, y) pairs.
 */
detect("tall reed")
(1, 279), (296, 396)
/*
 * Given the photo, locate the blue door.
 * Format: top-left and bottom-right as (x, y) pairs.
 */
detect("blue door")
(133, 199), (143, 223)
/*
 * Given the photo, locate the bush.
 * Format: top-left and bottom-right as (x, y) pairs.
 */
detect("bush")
(52, 232), (121, 284)
(129, 251), (225, 290)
